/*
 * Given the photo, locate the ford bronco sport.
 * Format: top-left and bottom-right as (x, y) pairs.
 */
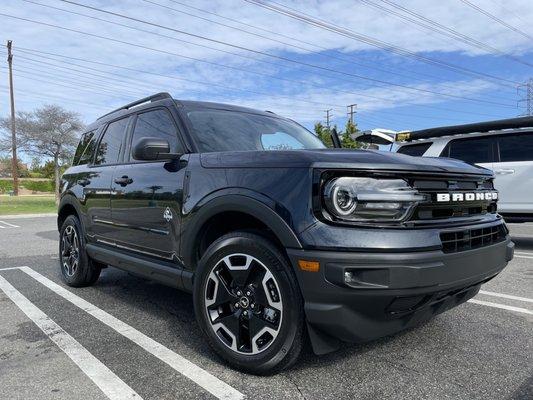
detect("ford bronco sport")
(58, 93), (514, 374)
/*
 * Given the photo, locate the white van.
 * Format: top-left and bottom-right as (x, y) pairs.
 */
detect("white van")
(355, 117), (533, 222)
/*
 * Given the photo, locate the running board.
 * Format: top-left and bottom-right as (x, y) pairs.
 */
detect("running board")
(86, 243), (193, 293)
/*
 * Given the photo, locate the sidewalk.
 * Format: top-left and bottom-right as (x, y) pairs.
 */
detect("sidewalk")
(0, 213), (57, 219)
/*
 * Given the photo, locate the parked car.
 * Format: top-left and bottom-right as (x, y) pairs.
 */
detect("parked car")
(58, 93), (513, 374)
(356, 117), (533, 223)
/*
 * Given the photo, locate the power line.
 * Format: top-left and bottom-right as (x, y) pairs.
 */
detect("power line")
(244, 0), (520, 86)
(145, 0), (493, 92)
(9, 47), (515, 121)
(50, 0), (520, 105)
(458, 0), (533, 41)
(365, 0), (533, 67)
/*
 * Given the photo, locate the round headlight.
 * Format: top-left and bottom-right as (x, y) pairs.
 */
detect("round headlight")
(332, 185), (357, 215)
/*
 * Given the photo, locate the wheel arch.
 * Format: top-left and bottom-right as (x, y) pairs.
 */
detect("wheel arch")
(57, 195), (82, 231)
(181, 194), (302, 269)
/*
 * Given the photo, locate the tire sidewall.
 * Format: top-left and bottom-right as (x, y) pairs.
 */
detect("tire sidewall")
(194, 234), (303, 374)
(59, 215), (91, 286)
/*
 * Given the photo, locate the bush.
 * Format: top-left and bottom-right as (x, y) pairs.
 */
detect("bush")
(0, 180), (14, 193)
(0, 179), (55, 193)
(28, 172), (45, 178)
(22, 180), (55, 193)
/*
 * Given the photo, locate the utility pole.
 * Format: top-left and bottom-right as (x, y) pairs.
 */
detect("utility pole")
(7, 40), (18, 196)
(324, 109), (332, 129)
(517, 78), (533, 116)
(347, 103), (357, 125)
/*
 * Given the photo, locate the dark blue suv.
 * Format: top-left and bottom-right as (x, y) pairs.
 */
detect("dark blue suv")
(58, 93), (513, 374)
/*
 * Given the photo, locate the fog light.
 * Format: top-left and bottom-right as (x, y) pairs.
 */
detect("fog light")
(344, 271), (353, 283)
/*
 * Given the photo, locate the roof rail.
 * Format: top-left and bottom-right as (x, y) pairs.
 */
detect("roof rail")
(97, 92), (172, 120)
(402, 116), (533, 142)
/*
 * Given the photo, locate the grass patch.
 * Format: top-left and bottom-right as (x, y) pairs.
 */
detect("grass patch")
(0, 195), (57, 215)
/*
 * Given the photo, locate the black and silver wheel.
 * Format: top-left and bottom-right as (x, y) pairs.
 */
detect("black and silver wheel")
(194, 232), (304, 374)
(59, 215), (101, 287)
(61, 225), (80, 277)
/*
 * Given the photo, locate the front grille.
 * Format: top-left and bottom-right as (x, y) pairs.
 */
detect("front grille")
(410, 176), (497, 222)
(440, 224), (508, 253)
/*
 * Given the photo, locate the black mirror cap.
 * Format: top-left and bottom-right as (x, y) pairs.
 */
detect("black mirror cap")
(132, 137), (179, 161)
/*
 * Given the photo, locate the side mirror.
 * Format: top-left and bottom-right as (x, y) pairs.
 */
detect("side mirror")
(132, 137), (180, 161)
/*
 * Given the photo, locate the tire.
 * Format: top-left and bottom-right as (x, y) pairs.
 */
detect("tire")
(194, 231), (304, 375)
(59, 215), (101, 287)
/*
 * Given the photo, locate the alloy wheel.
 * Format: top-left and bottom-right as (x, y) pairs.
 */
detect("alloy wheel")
(204, 253), (283, 355)
(61, 225), (80, 277)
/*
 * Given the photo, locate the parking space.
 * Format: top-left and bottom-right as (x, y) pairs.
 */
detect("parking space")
(1, 217), (532, 399)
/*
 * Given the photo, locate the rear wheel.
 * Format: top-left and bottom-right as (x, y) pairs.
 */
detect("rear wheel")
(194, 232), (304, 374)
(59, 215), (101, 287)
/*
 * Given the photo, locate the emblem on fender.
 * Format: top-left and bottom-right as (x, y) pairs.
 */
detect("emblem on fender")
(163, 207), (173, 222)
(436, 191), (498, 202)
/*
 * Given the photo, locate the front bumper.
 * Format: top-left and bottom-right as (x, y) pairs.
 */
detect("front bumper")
(287, 237), (514, 354)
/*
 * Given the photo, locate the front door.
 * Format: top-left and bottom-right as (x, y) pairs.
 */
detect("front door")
(110, 108), (187, 262)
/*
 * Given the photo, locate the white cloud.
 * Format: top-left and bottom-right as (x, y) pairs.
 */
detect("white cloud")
(0, 0), (531, 133)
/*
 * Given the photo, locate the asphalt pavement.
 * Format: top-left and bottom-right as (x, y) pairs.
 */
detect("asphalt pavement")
(0, 216), (531, 400)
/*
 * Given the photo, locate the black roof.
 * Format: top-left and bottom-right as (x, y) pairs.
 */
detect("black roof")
(402, 116), (533, 142)
(86, 93), (281, 131)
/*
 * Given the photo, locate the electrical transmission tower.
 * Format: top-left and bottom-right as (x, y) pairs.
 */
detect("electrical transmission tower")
(517, 78), (533, 116)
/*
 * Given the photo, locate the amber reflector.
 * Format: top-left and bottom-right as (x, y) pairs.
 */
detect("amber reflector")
(298, 260), (320, 272)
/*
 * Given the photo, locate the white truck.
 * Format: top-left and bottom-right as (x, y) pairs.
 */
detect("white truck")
(355, 117), (533, 222)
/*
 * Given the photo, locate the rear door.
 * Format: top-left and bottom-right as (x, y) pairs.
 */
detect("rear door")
(109, 107), (187, 262)
(493, 132), (533, 214)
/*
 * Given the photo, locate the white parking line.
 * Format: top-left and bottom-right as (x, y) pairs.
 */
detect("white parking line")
(19, 266), (244, 400)
(468, 299), (533, 315)
(0, 274), (141, 400)
(479, 290), (533, 304)
(0, 221), (20, 228)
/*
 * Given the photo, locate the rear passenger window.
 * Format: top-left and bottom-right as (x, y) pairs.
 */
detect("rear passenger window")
(73, 130), (97, 165)
(441, 136), (495, 164)
(130, 109), (182, 161)
(397, 142), (432, 156)
(497, 132), (533, 162)
(94, 118), (129, 165)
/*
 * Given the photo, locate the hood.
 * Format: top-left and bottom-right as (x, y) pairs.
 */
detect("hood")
(200, 149), (492, 176)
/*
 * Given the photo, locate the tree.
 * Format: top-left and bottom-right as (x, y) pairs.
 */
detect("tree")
(314, 122), (333, 148)
(341, 120), (364, 149)
(0, 105), (83, 204)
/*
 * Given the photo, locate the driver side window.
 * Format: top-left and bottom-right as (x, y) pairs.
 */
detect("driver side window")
(130, 109), (182, 162)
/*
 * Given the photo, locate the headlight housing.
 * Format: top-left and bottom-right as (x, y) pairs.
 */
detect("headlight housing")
(323, 177), (426, 223)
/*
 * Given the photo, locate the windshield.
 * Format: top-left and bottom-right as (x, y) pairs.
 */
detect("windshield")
(186, 109), (326, 152)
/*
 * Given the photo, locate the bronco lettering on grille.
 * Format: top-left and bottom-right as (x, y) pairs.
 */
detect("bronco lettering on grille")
(436, 192), (498, 202)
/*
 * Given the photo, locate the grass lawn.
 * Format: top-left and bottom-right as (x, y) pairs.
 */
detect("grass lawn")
(0, 195), (57, 215)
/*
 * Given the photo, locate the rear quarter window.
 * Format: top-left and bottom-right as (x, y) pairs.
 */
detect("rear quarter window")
(440, 136), (495, 164)
(397, 142), (432, 156)
(73, 130), (97, 166)
(497, 132), (533, 162)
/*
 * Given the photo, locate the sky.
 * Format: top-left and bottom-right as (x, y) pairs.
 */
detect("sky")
(1, 0), (533, 141)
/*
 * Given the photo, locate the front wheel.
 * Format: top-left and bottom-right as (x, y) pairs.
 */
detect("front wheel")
(194, 232), (304, 375)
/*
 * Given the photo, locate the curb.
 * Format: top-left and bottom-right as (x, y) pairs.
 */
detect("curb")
(0, 213), (57, 220)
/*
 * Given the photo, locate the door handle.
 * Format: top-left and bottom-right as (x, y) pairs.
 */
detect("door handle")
(114, 175), (133, 186)
(77, 178), (91, 187)
(495, 169), (515, 175)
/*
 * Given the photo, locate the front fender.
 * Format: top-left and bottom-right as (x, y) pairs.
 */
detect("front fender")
(180, 191), (303, 268)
